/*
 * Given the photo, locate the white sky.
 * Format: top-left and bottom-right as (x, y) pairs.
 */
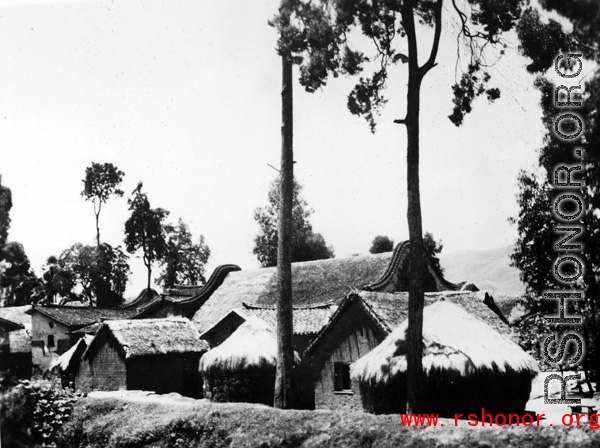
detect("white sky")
(0, 0), (549, 298)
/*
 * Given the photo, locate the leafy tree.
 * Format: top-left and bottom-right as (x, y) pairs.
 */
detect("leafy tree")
(423, 231), (444, 273)
(52, 243), (130, 306)
(124, 182), (170, 291)
(278, 0), (523, 412)
(253, 178), (334, 268)
(41, 256), (77, 304)
(81, 162), (125, 246)
(511, 0), (600, 378)
(157, 218), (211, 289)
(369, 235), (394, 254)
(0, 174), (11, 248)
(0, 242), (43, 306)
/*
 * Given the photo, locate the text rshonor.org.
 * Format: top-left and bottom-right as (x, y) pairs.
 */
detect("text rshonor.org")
(399, 408), (600, 428)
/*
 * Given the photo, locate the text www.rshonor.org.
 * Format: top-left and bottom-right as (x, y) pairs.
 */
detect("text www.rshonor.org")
(399, 409), (600, 428)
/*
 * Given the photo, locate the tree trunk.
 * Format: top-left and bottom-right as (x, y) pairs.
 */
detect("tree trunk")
(274, 47), (295, 409)
(95, 200), (102, 247)
(404, 68), (425, 414)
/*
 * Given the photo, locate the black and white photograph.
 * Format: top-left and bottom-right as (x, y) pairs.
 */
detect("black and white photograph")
(0, 0), (598, 446)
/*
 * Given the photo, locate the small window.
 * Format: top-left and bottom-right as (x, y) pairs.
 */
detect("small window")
(334, 363), (351, 391)
(47, 335), (55, 348)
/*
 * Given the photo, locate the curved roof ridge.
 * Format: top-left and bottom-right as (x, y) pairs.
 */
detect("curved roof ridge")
(241, 301), (335, 310)
(362, 241), (411, 291)
(165, 264), (241, 305)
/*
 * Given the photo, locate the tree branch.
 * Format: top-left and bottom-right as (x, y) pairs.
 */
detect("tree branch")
(420, 0), (443, 75)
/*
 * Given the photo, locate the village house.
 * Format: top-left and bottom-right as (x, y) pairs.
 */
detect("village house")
(76, 318), (208, 397)
(194, 241), (490, 409)
(27, 305), (138, 372)
(303, 290), (516, 412)
(0, 306), (32, 378)
(351, 300), (539, 416)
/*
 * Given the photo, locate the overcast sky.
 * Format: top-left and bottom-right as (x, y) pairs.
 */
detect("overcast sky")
(0, 0), (556, 298)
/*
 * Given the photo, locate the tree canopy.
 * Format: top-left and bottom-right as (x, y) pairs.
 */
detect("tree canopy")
(369, 235), (394, 254)
(47, 243), (130, 306)
(0, 242), (43, 306)
(511, 0), (600, 378)
(0, 174), (11, 248)
(253, 177), (334, 268)
(157, 218), (211, 289)
(124, 182), (170, 290)
(81, 162), (125, 246)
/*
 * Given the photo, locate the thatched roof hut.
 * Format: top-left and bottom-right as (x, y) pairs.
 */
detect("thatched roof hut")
(199, 316), (299, 373)
(84, 318), (208, 360)
(351, 301), (539, 415)
(77, 318), (207, 397)
(199, 316), (300, 405)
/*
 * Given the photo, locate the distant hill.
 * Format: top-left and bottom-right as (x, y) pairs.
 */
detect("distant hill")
(439, 246), (526, 295)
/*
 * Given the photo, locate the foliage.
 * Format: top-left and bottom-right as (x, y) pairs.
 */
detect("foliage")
(81, 162), (125, 246)
(124, 182), (170, 290)
(0, 379), (81, 448)
(0, 174), (12, 248)
(56, 395), (600, 448)
(253, 178), (334, 267)
(0, 241), (44, 306)
(512, 0), (600, 380)
(48, 243), (130, 306)
(157, 218), (211, 289)
(271, 0), (521, 132)
(369, 235), (394, 254)
(423, 231), (444, 273)
(209, 375), (252, 404)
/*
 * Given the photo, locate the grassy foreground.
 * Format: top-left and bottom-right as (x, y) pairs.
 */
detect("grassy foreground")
(53, 397), (600, 448)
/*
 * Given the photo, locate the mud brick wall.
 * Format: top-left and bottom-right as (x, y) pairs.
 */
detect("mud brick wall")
(309, 302), (386, 412)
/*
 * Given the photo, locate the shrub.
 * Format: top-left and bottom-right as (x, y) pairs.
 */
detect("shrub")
(0, 379), (81, 447)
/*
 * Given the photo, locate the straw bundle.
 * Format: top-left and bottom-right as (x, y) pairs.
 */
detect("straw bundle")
(49, 335), (93, 373)
(351, 301), (539, 384)
(199, 316), (300, 372)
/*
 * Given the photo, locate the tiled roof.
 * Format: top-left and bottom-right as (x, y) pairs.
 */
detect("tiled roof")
(30, 305), (138, 329)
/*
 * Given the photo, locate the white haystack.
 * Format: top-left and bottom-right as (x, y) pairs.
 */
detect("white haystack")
(49, 335), (93, 373)
(351, 300), (539, 383)
(199, 315), (300, 372)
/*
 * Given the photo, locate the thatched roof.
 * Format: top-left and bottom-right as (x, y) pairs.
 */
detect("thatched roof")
(351, 301), (539, 384)
(200, 301), (336, 342)
(199, 315), (300, 372)
(8, 328), (31, 353)
(49, 335), (93, 373)
(306, 290), (514, 356)
(193, 253), (393, 333)
(240, 302), (335, 335)
(84, 318), (208, 360)
(28, 305), (137, 330)
(0, 305), (31, 328)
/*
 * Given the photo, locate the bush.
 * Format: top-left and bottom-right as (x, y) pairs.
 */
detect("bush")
(0, 379), (81, 447)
